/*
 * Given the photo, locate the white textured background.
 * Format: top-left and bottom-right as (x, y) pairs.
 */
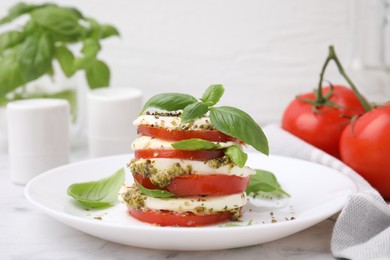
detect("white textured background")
(1, 0), (389, 124)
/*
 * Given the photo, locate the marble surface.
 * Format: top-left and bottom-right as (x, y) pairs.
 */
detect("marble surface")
(0, 150), (336, 260)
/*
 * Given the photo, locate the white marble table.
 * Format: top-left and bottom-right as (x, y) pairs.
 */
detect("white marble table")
(0, 149), (336, 260)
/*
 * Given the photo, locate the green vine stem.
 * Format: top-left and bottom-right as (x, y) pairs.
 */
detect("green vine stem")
(317, 45), (372, 112)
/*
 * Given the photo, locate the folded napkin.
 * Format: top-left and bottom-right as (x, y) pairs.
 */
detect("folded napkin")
(263, 124), (390, 260)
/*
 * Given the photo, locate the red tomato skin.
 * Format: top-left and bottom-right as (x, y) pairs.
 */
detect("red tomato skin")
(128, 208), (233, 227)
(340, 104), (390, 199)
(134, 173), (249, 196)
(135, 149), (225, 161)
(137, 125), (236, 142)
(282, 85), (365, 158)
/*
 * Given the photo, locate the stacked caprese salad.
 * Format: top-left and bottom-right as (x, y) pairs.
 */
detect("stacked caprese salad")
(119, 84), (269, 226)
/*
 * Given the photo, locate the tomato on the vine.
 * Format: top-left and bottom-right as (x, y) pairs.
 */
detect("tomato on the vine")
(282, 85), (365, 158)
(340, 104), (390, 200)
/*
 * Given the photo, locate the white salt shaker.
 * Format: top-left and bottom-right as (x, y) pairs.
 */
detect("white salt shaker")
(7, 99), (70, 185)
(87, 87), (143, 157)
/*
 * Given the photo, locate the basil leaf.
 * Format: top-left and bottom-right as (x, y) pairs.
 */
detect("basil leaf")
(246, 169), (290, 197)
(171, 138), (221, 150)
(0, 3), (49, 25)
(200, 84), (224, 106)
(225, 145), (247, 168)
(210, 106), (269, 155)
(67, 168), (125, 208)
(136, 181), (175, 198)
(81, 38), (101, 58)
(0, 31), (25, 53)
(85, 59), (110, 88)
(55, 46), (75, 77)
(140, 93), (197, 114)
(0, 51), (25, 98)
(31, 6), (83, 37)
(181, 102), (209, 123)
(18, 32), (54, 82)
(101, 25), (120, 39)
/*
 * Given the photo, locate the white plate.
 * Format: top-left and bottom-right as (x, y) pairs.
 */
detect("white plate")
(25, 153), (357, 250)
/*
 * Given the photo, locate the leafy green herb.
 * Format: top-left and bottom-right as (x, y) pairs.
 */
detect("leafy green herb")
(85, 59), (110, 88)
(0, 2), (119, 100)
(210, 106), (269, 155)
(136, 180), (175, 198)
(246, 169), (290, 197)
(67, 168), (125, 208)
(200, 84), (224, 106)
(224, 145), (248, 168)
(140, 93), (197, 114)
(171, 138), (222, 150)
(181, 102), (209, 123)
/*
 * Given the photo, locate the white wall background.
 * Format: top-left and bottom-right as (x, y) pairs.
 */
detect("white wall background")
(1, 0), (389, 124)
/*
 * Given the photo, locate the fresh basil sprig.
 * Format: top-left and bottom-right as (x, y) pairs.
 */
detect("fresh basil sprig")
(140, 84), (269, 156)
(136, 180), (175, 198)
(0, 3), (120, 100)
(171, 138), (222, 150)
(246, 169), (290, 197)
(67, 168), (125, 208)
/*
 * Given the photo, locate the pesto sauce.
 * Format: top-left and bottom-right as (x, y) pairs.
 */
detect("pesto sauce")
(121, 184), (146, 210)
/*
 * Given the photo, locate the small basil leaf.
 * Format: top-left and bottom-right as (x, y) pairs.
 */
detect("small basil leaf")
(31, 6), (83, 37)
(246, 169), (290, 197)
(136, 181), (175, 198)
(67, 168), (125, 208)
(200, 84), (224, 106)
(171, 138), (221, 150)
(85, 59), (110, 88)
(181, 102), (209, 123)
(18, 32), (54, 82)
(81, 38), (101, 57)
(101, 25), (120, 39)
(225, 145), (247, 168)
(140, 93), (197, 114)
(54, 46), (75, 77)
(210, 106), (269, 155)
(0, 51), (25, 98)
(0, 31), (25, 53)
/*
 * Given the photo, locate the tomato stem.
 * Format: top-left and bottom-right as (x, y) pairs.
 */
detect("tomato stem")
(317, 46), (372, 112)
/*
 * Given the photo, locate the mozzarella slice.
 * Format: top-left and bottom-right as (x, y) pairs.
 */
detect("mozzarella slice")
(133, 115), (213, 130)
(144, 192), (246, 214)
(131, 136), (237, 151)
(130, 158), (255, 177)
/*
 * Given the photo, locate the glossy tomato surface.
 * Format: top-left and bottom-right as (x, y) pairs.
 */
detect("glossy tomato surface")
(137, 125), (236, 142)
(134, 173), (249, 196)
(340, 104), (390, 199)
(128, 208), (232, 227)
(135, 149), (224, 161)
(282, 85), (365, 158)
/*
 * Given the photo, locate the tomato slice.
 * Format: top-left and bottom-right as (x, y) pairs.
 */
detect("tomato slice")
(137, 125), (236, 142)
(135, 149), (225, 161)
(128, 208), (232, 227)
(134, 173), (250, 196)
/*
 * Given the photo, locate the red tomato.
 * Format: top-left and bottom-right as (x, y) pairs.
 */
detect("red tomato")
(135, 149), (224, 161)
(128, 208), (233, 227)
(340, 104), (390, 199)
(282, 85), (365, 158)
(134, 173), (249, 196)
(137, 125), (236, 142)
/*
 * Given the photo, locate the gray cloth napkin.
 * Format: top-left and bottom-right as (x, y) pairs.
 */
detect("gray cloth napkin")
(263, 124), (390, 260)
